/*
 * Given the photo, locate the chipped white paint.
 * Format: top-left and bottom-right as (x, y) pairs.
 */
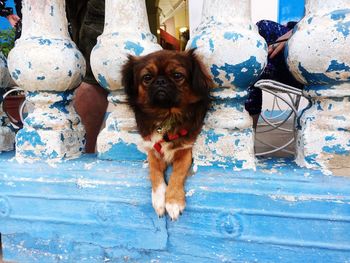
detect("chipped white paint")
(187, 0), (267, 170)
(7, 0), (86, 161)
(286, 0), (350, 169)
(91, 0), (162, 160)
(0, 52), (15, 152)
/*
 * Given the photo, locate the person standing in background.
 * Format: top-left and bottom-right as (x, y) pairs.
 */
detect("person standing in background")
(245, 20), (304, 129)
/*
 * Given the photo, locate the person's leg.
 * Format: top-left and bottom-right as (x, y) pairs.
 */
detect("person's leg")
(67, 0), (108, 153)
(74, 83), (108, 153)
(245, 20), (292, 129)
(245, 86), (263, 129)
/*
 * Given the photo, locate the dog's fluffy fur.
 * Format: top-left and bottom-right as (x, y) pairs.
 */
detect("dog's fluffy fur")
(122, 49), (212, 220)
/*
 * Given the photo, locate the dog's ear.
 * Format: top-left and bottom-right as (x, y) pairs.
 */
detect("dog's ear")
(187, 49), (213, 100)
(122, 55), (138, 99)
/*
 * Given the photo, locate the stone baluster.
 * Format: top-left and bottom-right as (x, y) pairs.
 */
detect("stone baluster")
(7, 0), (86, 161)
(0, 52), (15, 152)
(187, 0), (267, 170)
(91, 0), (162, 160)
(286, 0), (350, 169)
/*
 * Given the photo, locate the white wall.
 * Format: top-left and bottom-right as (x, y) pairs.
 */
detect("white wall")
(188, 0), (204, 35)
(251, 0), (278, 23)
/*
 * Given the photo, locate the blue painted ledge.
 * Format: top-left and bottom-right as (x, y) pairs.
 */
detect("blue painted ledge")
(0, 151), (349, 262)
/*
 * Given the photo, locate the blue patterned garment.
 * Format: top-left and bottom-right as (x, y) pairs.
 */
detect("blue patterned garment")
(245, 20), (302, 115)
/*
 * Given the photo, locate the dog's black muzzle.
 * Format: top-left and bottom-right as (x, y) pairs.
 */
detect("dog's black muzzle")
(149, 76), (179, 108)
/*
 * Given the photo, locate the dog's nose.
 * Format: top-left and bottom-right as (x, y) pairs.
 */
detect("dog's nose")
(155, 76), (168, 86)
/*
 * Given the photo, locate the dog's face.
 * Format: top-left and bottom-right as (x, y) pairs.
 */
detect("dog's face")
(122, 49), (212, 118)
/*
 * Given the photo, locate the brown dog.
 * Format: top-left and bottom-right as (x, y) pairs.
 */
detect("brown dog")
(122, 49), (212, 220)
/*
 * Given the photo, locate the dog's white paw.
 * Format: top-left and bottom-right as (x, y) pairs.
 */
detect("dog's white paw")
(152, 183), (167, 217)
(166, 202), (185, 221)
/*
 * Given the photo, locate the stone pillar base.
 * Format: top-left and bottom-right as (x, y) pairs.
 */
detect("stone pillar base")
(15, 91), (85, 162)
(296, 90), (350, 169)
(193, 95), (256, 170)
(97, 91), (146, 161)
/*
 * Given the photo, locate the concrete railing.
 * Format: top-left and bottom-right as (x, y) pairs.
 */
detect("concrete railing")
(3, 0), (348, 170)
(1, 1), (349, 168)
(0, 1), (350, 262)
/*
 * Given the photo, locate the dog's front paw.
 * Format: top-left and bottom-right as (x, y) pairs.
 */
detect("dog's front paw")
(166, 202), (185, 221)
(165, 188), (186, 221)
(152, 182), (167, 217)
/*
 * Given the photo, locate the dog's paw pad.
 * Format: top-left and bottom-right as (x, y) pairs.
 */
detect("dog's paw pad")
(166, 202), (185, 221)
(152, 183), (166, 217)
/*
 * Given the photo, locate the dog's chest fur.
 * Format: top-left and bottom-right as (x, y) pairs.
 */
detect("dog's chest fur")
(141, 131), (192, 164)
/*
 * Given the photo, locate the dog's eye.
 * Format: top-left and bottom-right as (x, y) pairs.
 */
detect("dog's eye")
(173, 72), (184, 81)
(142, 74), (153, 83)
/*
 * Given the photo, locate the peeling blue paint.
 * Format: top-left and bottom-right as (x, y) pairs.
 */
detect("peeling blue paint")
(305, 154), (319, 166)
(11, 69), (21, 80)
(11, 72), (18, 80)
(124, 41), (144, 56)
(48, 90), (73, 114)
(326, 60), (350, 72)
(64, 43), (74, 49)
(323, 145), (350, 155)
(298, 63), (335, 84)
(335, 21), (350, 38)
(223, 32), (243, 41)
(211, 56), (262, 89)
(325, 135), (336, 141)
(97, 74), (109, 89)
(334, 116), (346, 121)
(209, 39), (214, 53)
(50, 5), (54, 16)
(141, 33), (146, 40)
(204, 129), (225, 144)
(234, 139), (240, 146)
(256, 40), (263, 48)
(213, 97), (246, 112)
(98, 141), (146, 161)
(16, 130), (45, 147)
(38, 39), (52, 46)
(37, 76), (45, 80)
(28, 62), (32, 69)
(307, 17), (313, 24)
(188, 31), (208, 49)
(232, 159), (246, 169)
(329, 9), (350, 21)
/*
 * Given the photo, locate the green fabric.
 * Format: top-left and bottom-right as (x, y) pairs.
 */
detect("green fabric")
(66, 0), (105, 85)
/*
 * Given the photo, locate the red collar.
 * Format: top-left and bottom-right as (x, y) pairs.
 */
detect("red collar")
(153, 128), (188, 155)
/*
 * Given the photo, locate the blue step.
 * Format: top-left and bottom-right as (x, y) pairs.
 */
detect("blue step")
(0, 151), (349, 262)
